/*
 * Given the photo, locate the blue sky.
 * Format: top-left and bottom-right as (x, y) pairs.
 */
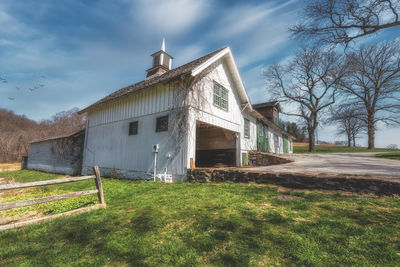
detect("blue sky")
(0, 0), (399, 147)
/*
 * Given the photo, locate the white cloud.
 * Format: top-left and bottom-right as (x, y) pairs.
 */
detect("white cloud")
(131, 0), (210, 37)
(211, 0), (296, 39)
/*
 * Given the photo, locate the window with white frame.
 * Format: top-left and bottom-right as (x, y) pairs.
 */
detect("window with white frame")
(258, 123), (263, 136)
(244, 119), (250, 139)
(213, 82), (228, 111)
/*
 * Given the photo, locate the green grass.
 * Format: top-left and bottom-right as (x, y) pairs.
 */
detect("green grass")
(1, 170), (400, 266)
(294, 145), (398, 154)
(376, 152), (400, 160)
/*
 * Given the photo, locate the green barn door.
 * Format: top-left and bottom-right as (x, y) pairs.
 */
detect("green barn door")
(257, 123), (270, 153)
(283, 135), (289, 153)
(263, 126), (269, 152)
(242, 152), (248, 166)
(257, 124), (263, 152)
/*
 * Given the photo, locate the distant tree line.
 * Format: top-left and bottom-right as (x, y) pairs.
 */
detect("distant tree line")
(266, 0), (400, 152)
(0, 108), (85, 163)
(278, 121), (308, 142)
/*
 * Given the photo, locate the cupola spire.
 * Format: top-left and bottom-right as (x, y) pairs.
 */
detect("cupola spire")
(146, 38), (173, 79)
(161, 37), (165, 51)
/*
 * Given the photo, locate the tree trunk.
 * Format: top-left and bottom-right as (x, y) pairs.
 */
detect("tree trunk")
(352, 134), (356, 147)
(347, 132), (351, 147)
(308, 129), (316, 152)
(367, 115), (375, 149)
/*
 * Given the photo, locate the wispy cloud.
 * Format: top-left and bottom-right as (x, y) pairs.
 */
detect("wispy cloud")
(0, 0), (301, 120)
(130, 0), (210, 37)
(205, 0), (299, 67)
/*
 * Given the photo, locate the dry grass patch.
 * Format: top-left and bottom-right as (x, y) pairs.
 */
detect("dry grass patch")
(0, 163), (20, 172)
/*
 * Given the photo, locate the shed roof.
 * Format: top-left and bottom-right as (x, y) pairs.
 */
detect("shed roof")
(30, 129), (85, 144)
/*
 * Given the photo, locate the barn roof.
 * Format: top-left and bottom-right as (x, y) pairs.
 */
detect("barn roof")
(79, 47), (228, 114)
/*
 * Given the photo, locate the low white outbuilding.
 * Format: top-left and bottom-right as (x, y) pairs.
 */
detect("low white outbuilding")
(27, 130), (85, 175)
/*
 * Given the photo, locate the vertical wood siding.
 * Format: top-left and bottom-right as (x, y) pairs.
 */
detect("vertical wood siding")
(83, 83), (187, 180)
(88, 84), (175, 128)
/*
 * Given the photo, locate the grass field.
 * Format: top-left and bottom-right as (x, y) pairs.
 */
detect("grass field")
(376, 152), (400, 160)
(294, 144), (398, 154)
(1, 170), (400, 266)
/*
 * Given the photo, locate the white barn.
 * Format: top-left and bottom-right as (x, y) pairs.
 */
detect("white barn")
(79, 42), (293, 181)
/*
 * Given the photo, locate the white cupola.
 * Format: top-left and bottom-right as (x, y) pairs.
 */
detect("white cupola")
(146, 38), (173, 79)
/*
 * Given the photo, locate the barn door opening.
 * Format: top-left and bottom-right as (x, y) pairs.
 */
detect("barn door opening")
(195, 121), (238, 167)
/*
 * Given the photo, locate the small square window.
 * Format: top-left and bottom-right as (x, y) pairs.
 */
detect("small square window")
(156, 116), (168, 132)
(129, 121), (138, 135)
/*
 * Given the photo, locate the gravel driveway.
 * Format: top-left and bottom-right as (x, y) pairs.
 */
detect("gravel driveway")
(247, 153), (400, 178)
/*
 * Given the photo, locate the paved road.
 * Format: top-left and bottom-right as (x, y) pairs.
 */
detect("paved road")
(247, 153), (400, 178)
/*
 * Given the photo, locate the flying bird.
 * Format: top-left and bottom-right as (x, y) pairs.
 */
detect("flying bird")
(41, 75), (46, 79)
(15, 86), (20, 90)
(8, 97), (15, 100)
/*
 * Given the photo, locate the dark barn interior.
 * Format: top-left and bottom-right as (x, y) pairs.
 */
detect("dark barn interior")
(195, 121), (237, 167)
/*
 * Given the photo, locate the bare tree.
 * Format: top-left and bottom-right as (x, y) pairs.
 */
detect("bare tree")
(265, 47), (345, 152)
(340, 41), (400, 149)
(328, 105), (364, 146)
(37, 108), (86, 139)
(291, 0), (400, 46)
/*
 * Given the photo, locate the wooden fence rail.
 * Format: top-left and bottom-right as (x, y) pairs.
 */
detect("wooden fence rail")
(0, 166), (106, 232)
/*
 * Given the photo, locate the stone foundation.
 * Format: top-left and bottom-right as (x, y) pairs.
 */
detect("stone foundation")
(247, 151), (292, 166)
(187, 169), (400, 195)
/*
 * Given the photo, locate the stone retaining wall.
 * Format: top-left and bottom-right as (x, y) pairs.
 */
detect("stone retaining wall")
(187, 169), (400, 195)
(247, 151), (292, 166)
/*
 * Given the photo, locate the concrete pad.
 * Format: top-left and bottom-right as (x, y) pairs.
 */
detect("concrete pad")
(247, 153), (400, 179)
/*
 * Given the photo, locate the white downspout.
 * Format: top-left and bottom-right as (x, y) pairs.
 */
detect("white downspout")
(153, 144), (159, 181)
(153, 152), (157, 181)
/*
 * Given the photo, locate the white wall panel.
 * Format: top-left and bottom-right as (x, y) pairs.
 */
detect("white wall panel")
(88, 84), (176, 128)
(83, 110), (187, 180)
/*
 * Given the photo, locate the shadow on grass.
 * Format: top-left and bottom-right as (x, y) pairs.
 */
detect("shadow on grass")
(1, 178), (399, 266)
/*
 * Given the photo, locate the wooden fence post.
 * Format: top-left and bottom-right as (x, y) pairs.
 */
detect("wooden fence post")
(93, 166), (106, 206)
